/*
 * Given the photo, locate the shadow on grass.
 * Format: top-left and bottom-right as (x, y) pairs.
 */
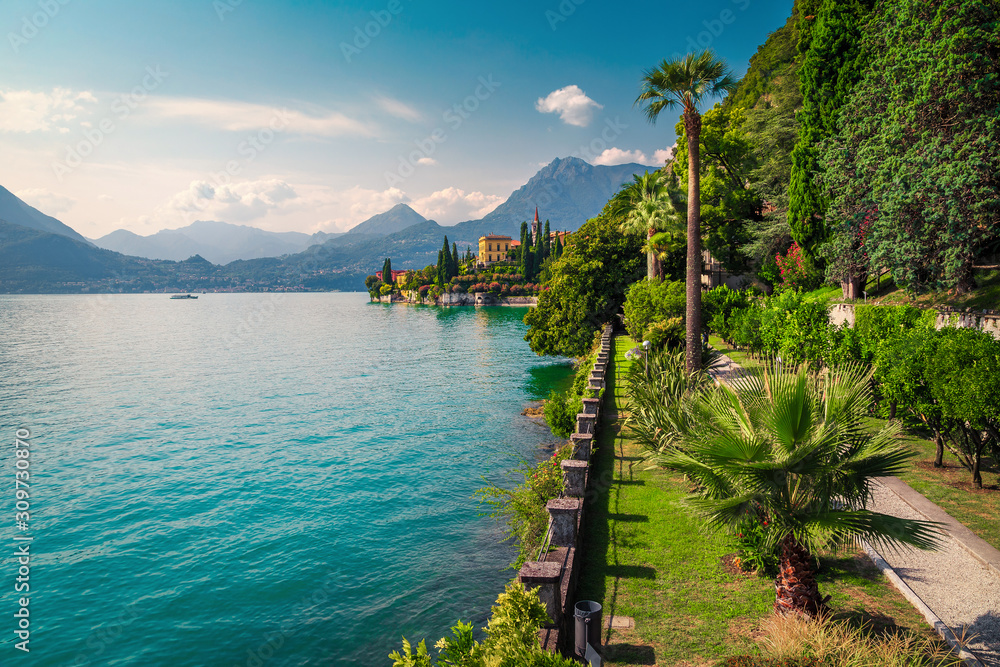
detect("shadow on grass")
(604, 564), (656, 579)
(576, 337), (626, 644)
(607, 513), (648, 523)
(602, 643), (656, 664)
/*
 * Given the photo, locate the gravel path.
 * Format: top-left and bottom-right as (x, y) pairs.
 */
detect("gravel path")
(708, 350), (1000, 665)
(868, 481), (1000, 666)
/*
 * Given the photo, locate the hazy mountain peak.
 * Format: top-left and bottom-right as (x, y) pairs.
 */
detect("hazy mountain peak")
(345, 203), (427, 237)
(0, 185), (91, 245)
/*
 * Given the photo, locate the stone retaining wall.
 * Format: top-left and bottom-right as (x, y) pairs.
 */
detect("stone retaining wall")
(829, 303), (1000, 339)
(515, 323), (614, 657)
(378, 292), (538, 307)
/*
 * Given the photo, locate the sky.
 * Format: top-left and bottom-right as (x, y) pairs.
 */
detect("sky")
(0, 0), (794, 239)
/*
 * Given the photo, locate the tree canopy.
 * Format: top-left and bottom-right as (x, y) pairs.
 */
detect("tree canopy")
(524, 205), (643, 357)
(822, 0), (1000, 292)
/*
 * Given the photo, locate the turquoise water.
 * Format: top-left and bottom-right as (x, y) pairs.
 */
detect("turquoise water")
(0, 293), (572, 666)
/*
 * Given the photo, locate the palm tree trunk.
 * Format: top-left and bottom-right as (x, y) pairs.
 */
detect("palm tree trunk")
(684, 109), (703, 374)
(775, 533), (827, 617)
(647, 228), (657, 280)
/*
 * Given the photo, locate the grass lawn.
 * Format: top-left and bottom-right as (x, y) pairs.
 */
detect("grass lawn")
(708, 335), (753, 367)
(573, 336), (937, 666)
(872, 269), (1000, 310)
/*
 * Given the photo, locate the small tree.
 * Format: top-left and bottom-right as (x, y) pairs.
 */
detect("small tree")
(876, 328), (949, 466)
(927, 328), (1000, 488)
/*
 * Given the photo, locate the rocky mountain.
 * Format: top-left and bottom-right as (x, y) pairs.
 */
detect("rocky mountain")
(0, 185), (92, 245)
(452, 157), (649, 239)
(344, 203), (428, 237)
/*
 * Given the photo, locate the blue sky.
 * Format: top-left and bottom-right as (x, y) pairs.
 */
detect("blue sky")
(0, 0), (793, 238)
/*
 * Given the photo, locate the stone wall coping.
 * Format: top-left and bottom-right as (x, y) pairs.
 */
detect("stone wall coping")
(519, 560), (562, 583)
(546, 497), (582, 513)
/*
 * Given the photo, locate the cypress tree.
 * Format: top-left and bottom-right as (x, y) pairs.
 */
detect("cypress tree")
(534, 222), (545, 268)
(441, 236), (453, 278)
(451, 242), (459, 276)
(554, 234), (563, 259)
(543, 220), (551, 259)
(382, 257), (392, 285)
(788, 0), (872, 263)
(436, 249), (445, 286)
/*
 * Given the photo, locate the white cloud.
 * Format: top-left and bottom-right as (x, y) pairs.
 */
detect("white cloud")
(148, 179), (499, 233)
(535, 85), (603, 127)
(416, 157), (437, 166)
(590, 145), (676, 167)
(0, 88), (97, 133)
(374, 95), (422, 122)
(411, 187), (503, 224)
(592, 148), (651, 166)
(14, 188), (77, 214)
(167, 178), (299, 222)
(653, 146), (675, 164)
(330, 185), (409, 227)
(142, 97), (373, 138)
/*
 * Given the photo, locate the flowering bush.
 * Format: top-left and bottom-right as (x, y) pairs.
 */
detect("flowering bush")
(733, 512), (779, 575)
(501, 284), (510, 295)
(775, 242), (821, 291)
(488, 281), (502, 294)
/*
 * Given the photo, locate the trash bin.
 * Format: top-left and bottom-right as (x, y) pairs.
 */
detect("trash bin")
(574, 600), (602, 657)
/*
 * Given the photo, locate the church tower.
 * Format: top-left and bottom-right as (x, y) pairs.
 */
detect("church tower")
(531, 207), (540, 244)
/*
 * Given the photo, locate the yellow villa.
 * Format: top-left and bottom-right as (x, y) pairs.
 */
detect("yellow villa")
(478, 234), (512, 267)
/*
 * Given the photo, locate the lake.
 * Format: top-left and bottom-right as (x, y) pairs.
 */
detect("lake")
(0, 293), (572, 666)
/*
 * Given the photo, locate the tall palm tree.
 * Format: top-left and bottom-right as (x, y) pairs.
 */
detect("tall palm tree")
(660, 363), (941, 616)
(636, 50), (737, 373)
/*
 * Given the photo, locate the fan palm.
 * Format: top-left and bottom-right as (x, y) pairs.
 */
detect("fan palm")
(660, 363), (941, 617)
(615, 171), (686, 280)
(636, 50), (737, 373)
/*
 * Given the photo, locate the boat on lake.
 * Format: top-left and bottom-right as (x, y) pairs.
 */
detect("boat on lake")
(169, 294), (198, 299)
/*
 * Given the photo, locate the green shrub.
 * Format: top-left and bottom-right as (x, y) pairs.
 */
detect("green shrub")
(570, 348), (597, 398)
(543, 390), (581, 438)
(645, 316), (685, 350)
(389, 582), (578, 667)
(703, 285), (755, 340)
(622, 278), (686, 346)
(477, 444), (574, 568)
(854, 304), (934, 363)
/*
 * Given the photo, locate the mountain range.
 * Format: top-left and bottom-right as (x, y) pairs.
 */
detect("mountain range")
(0, 157), (650, 293)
